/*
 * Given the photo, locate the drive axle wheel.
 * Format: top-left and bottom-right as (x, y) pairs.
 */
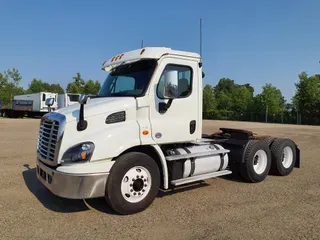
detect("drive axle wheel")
(270, 138), (296, 176)
(240, 140), (272, 183)
(105, 152), (160, 215)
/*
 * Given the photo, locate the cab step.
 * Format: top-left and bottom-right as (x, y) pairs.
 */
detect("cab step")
(165, 149), (230, 161)
(170, 170), (232, 186)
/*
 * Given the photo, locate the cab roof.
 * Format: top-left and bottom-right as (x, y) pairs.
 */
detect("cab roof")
(101, 47), (201, 71)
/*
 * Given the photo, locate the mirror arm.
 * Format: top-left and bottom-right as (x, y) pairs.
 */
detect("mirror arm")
(77, 103), (88, 131)
(159, 98), (174, 113)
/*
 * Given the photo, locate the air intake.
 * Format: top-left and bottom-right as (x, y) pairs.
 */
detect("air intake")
(106, 111), (126, 124)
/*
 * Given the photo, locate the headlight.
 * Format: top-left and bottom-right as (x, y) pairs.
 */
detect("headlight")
(61, 142), (95, 163)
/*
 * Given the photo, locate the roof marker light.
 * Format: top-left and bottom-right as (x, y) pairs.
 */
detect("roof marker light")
(140, 49), (145, 55)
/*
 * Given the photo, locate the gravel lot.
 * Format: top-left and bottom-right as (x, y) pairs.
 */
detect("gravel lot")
(0, 118), (319, 240)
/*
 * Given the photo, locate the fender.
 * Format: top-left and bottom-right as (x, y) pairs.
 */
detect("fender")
(151, 144), (169, 190)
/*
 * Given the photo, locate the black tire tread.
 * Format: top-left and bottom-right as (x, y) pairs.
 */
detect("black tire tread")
(240, 140), (259, 182)
(262, 137), (276, 147)
(240, 140), (271, 183)
(270, 138), (296, 176)
(105, 152), (160, 215)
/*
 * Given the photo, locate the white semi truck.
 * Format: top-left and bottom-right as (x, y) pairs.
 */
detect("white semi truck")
(36, 47), (300, 215)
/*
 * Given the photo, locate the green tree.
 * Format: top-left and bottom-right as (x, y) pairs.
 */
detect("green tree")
(27, 79), (65, 94)
(73, 73), (85, 90)
(83, 79), (101, 95)
(292, 72), (320, 124)
(253, 83), (285, 115)
(231, 85), (253, 113)
(0, 68), (25, 105)
(202, 84), (216, 113)
(49, 83), (65, 94)
(214, 78), (235, 93)
(66, 82), (81, 93)
(27, 78), (46, 93)
(4, 68), (22, 88)
(214, 78), (254, 113)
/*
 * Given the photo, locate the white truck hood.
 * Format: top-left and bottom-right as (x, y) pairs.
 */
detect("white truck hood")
(55, 97), (136, 123)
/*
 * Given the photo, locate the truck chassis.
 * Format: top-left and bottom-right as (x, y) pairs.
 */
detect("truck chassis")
(97, 128), (300, 214)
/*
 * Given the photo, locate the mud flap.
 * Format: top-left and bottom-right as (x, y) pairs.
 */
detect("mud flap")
(295, 145), (301, 168)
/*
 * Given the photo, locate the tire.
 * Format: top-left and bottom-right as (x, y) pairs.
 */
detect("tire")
(105, 152), (160, 215)
(270, 138), (296, 176)
(240, 140), (272, 183)
(261, 136), (276, 147)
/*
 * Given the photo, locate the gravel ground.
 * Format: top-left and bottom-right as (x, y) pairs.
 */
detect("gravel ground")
(0, 118), (319, 240)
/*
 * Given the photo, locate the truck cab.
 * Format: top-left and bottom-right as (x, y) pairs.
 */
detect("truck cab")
(36, 47), (300, 215)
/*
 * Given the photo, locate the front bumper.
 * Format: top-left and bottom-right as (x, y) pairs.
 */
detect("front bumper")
(36, 158), (109, 199)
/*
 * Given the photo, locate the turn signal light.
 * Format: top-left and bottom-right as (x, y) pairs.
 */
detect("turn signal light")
(142, 130), (149, 135)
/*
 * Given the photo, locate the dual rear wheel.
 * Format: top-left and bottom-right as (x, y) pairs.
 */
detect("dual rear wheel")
(240, 138), (297, 183)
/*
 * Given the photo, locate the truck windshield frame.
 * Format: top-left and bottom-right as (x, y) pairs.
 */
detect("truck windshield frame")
(98, 59), (157, 98)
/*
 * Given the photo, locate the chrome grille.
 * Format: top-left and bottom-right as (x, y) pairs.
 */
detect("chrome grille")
(37, 118), (60, 162)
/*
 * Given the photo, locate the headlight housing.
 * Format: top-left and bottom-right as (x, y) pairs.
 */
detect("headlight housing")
(61, 142), (95, 163)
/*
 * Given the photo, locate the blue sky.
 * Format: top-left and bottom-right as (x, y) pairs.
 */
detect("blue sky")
(0, 0), (319, 101)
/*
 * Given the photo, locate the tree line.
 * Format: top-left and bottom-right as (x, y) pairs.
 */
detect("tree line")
(0, 68), (101, 105)
(203, 72), (320, 125)
(1, 67), (319, 125)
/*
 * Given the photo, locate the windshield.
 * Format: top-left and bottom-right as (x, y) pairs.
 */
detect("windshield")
(98, 59), (157, 97)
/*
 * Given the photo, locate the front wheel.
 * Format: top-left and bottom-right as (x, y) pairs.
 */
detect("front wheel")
(105, 152), (160, 215)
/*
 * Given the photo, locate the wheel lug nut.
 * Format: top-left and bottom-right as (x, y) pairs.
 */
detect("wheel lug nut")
(142, 189), (145, 192)
(133, 192), (136, 195)
(144, 179), (146, 182)
(130, 184), (133, 187)
(132, 178), (135, 181)
(136, 175), (139, 178)
(144, 184), (147, 187)
(130, 189), (133, 192)
(138, 192), (141, 195)
(141, 176), (144, 178)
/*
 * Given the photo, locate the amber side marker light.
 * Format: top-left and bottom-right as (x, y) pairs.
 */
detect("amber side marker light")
(142, 130), (149, 135)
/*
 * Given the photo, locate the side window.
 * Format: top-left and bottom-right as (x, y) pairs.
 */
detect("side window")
(42, 94), (46, 101)
(157, 64), (192, 99)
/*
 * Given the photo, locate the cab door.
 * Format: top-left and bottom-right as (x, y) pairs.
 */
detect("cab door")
(149, 56), (199, 144)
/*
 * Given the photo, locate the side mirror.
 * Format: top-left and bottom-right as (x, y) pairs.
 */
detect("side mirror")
(45, 98), (54, 107)
(79, 94), (89, 105)
(163, 70), (179, 99)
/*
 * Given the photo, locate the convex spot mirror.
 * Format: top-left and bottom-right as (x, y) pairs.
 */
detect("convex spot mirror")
(45, 98), (54, 107)
(163, 70), (179, 99)
(79, 94), (89, 104)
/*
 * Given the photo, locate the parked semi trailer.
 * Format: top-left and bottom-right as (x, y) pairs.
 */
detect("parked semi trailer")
(57, 93), (81, 109)
(0, 92), (58, 118)
(36, 47), (301, 215)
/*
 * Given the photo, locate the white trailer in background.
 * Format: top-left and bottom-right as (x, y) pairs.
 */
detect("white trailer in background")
(57, 93), (81, 109)
(0, 92), (58, 118)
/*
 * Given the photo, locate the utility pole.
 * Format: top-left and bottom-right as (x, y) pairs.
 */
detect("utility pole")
(141, 40), (144, 48)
